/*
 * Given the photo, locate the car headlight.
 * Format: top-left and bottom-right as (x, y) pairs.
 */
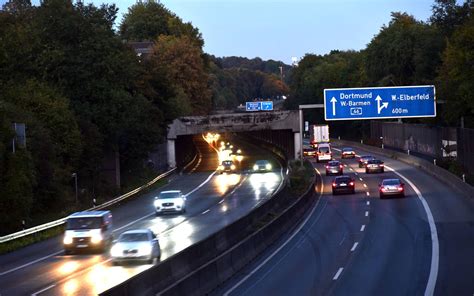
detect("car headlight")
(110, 244), (123, 257)
(218, 165), (224, 170)
(91, 233), (102, 244)
(175, 198), (184, 206)
(154, 200), (160, 208)
(253, 164), (258, 171)
(63, 235), (73, 245)
(231, 164), (236, 170)
(138, 244), (152, 256)
(266, 164), (272, 170)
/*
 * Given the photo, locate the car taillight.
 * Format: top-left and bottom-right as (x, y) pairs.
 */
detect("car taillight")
(397, 187), (403, 191)
(339, 165), (343, 169)
(332, 182), (336, 187)
(349, 182), (354, 186)
(380, 164), (384, 167)
(381, 187), (386, 192)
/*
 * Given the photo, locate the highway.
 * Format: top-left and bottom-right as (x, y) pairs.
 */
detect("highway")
(0, 135), (284, 295)
(219, 142), (474, 296)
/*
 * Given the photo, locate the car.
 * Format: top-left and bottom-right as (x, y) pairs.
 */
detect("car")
(218, 160), (237, 173)
(110, 229), (160, 265)
(303, 147), (316, 157)
(365, 159), (385, 173)
(379, 178), (405, 198)
(253, 160), (272, 172)
(154, 190), (186, 215)
(332, 175), (355, 195)
(326, 160), (343, 175)
(316, 143), (332, 162)
(341, 147), (356, 159)
(63, 211), (113, 254)
(358, 155), (375, 168)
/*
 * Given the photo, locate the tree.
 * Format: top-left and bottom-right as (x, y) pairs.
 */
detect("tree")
(120, 0), (203, 47)
(141, 35), (211, 118)
(437, 16), (474, 127)
(430, 0), (473, 37)
(365, 12), (444, 86)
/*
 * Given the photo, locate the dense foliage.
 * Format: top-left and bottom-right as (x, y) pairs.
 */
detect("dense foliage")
(287, 0), (474, 136)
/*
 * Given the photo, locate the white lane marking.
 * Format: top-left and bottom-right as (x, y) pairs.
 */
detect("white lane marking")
(350, 242), (359, 252)
(366, 192), (370, 197)
(333, 267), (344, 280)
(202, 209), (210, 215)
(365, 211), (369, 217)
(384, 164), (439, 296)
(359, 177), (363, 181)
(31, 284), (55, 296)
(0, 251), (63, 277)
(223, 168), (324, 296)
(367, 201), (370, 205)
(338, 232), (346, 246)
(184, 171), (217, 198)
(354, 172), (358, 175)
(360, 225), (366, 232)
(363, 184), (367, 188)
(219, 199), (224, 204)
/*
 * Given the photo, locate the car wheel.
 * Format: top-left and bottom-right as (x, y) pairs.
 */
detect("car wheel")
(381, 169), (384, 173)
(64, 249), (73, 255)
(155, 212), (160, 217)
(365, 169), (369, 174)
(112, 260), (119, 266)
(380, 193), (384, 199)
(351, 189), (355, 194)
(332, 190), (337, 195)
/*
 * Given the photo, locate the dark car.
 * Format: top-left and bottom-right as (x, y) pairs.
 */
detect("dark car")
(326, 160), (343, 175)
(341, 147), (356, 159)
(332, 175), (355, 195)
(365, 159), (385, 173)
(379, 178), (405, 198)
(218, 160), (236, 174)
(358, 155), (375, 168)
(303, 147), (316, 157)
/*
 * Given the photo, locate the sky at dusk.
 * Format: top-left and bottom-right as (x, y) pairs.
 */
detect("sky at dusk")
(5, 0), (439, 64)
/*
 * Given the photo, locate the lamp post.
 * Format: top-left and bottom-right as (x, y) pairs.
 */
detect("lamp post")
(72, 173), (78, 203)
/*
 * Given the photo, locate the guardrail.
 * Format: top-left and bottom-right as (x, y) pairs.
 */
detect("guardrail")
(0, 168), (177, 244)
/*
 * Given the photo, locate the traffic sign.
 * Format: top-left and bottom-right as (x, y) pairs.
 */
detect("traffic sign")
(324, 85), (436, 120)
(246, 101), (273, 112)
(246, 102), (261, 111)
(261, 101), (273, 111)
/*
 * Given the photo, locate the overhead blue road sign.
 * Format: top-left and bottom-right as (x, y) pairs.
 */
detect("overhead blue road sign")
(324, 85), (436, 120)
(246, 101), (273, 111)
(246, 102), (261, 111)
(261, 101), (273, 111)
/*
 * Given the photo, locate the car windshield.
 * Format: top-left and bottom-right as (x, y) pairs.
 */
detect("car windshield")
(66, 217), (102, 230)
(222, 160), (233, 165)
(383, 179), (401, 185)
(361, 156), (374, 160)
(119, 233), (149, 242)
(342, 148), (353, 152)
(158, 192), (180, 199)
(256, 160), (268, 165)
(319, 147), (330, 153)
(328, 161), (340, 166)
(368, 160), (383, 164)
(335, 177), (351, 183)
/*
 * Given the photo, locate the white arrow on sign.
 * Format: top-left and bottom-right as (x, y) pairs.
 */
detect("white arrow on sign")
(375, 95), (388, 114)
(330, 97), (337, 116)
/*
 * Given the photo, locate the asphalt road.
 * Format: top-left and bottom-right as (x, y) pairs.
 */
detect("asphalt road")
(0, 135), (285, 296)
(219, 142), (474, 296)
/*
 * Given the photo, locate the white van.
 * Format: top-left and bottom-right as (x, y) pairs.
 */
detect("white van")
(316, 143), (332, 162)
(63, 210), (113, 254)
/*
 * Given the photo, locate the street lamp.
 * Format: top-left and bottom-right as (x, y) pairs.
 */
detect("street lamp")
(71, 173), (78, 203)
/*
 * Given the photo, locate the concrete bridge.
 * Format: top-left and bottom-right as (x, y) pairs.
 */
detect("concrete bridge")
(167, 110), (300, 167)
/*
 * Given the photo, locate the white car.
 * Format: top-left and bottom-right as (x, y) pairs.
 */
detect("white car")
(316, 143), (332, 162)
(253, 160), (272, 172)
(154, 190), (186, 215)
(110, 229), (160, 264)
